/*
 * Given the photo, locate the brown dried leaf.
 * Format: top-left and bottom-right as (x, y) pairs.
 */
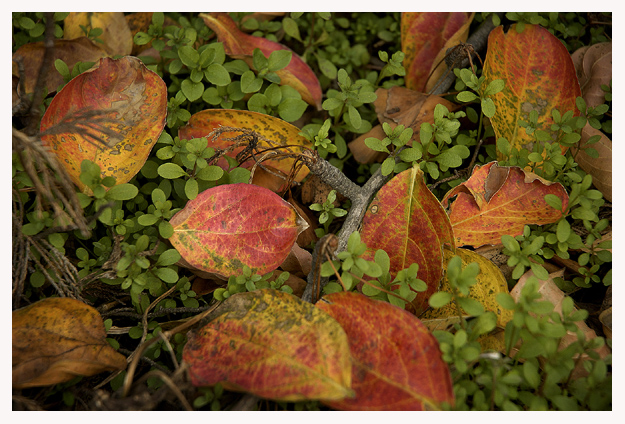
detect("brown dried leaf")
(12, 37), (107, 95)
(13, 298), (127, 389)
(571, 42), (612, 108)
(575, 123), (612, 202)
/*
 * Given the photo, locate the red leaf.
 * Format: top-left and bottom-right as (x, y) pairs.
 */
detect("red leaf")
(316, 292), (454, 410)
(483, 24), (581, 158)
(169, 183), (308, 278)
(360, 166), (455, 314)
(183, 289), (353, 401)
(40, 56), (167, 192)
(442, 162), (569, 247)
(401, 12), (473, 92)
(200, 12), (322, 110)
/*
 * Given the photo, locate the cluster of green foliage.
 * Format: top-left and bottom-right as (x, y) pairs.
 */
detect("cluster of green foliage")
(12, 11), (611, 411)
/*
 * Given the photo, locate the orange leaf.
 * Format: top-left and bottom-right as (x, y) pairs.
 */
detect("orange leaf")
(183, 289), (353, 401)
(200, 12), (322, 110)
(442, 162), (569, 247)
(483, 24), (581, 158)
(40, 56), (167, 192)
(169, 183), (308, 278)
(13, 298), (127, 389)
(12, 37), (107, 95)
(178, 109), (312, 184)
(63, 12), (133, 56)
(317, 292), (454, 410)
(401, 12), (473, 92)
(360, 165), (455, 314)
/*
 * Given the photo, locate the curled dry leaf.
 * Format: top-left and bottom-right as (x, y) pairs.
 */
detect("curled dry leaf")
(421, 248), (513, 329)
(360, 165), (455, 314)
(317, 291), (454, 410)
(442, 162), (568, 247)
(178, 109), (312, 186)
(40, 56), (167, 192)
(12, 37), (107, 95)
(200, 12), (322, 109)
(349, 86), (456, 164)
(401, 12), (474, 92)
(169, 183), (309, 278)
(13, 298), (127, 389)
(183, 289), (353, 401)
(574, 123), (612, 202)
(63, 12), (133, 57)
(511, 270), (610, 379)
(571, 42), (612, 109)
(483, 24), (581, 159)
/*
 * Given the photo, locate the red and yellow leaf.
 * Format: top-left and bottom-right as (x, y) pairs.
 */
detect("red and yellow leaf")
(316, 291), (454, 410)
(169, 183), (308, 278)
(200, 12), (322, 109)
(13, 298), (127, 389)
(360, 165), (455, 315)
(40, 56), (167, 192)
(183, 289), (353, 401)
(178, 109), (312, 184)
(483, 24), (581, 158)
(401, 12), (474, 92)
(442, 162), (569, 247)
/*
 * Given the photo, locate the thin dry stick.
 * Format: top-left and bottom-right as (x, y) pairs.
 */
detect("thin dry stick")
(120, 300), (222, 396)
(134, 369), (193, 411)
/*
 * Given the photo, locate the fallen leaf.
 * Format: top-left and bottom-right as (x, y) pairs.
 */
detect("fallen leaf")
(442, 162), (568, 247)
(169, 183), (308, 278)
(13, 298), (127, 389)
(279, 242), (312, 279)
(574, 123), (612, 201)
(178, 109), (312, 184)
(401, 12), (473, 92)
(571, 42), (611, 108)
(63, 12), (133, 57)
(317, 291), (454, 410)
(40, 56), (167, 192)
(200, 12), (322, 110)
(286, 195), (318, 247)
(12, 37), (107, 95)
(421, 248), (513, 329)
(483, 24), (581, 159)
(360, 165), (455, 314)
(183, 289), (353, 401)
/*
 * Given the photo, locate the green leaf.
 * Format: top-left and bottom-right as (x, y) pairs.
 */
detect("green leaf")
(153, 267), (179, 284)
(138, 213), (159, 226)
(457, 297), (485, 316)
(181, 78), (204, 102)
(157, 249), (181, 267)
(457, 91), (478, 102)
(185, 178), (198, 200)
(158, 163), (187, 179)
(240, 70), (263, 93)
(205, 63), (231, 86)
(178, 46), (199, 68)
(196, 165), (224, 181)
(429, 291), (453, 308)
(106, 183), (138, 201)
(380, 157), (395, 176)
(282, 17), (302, 42)
(322, 97), (343, 111)
(278, 98), (308, 122)
(159, 221), (174, 239)
(347, 105), (362, 129)
(267, 50), (292, 72)
(317, 56), (337, 79)
(481, 97), (496, 118)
